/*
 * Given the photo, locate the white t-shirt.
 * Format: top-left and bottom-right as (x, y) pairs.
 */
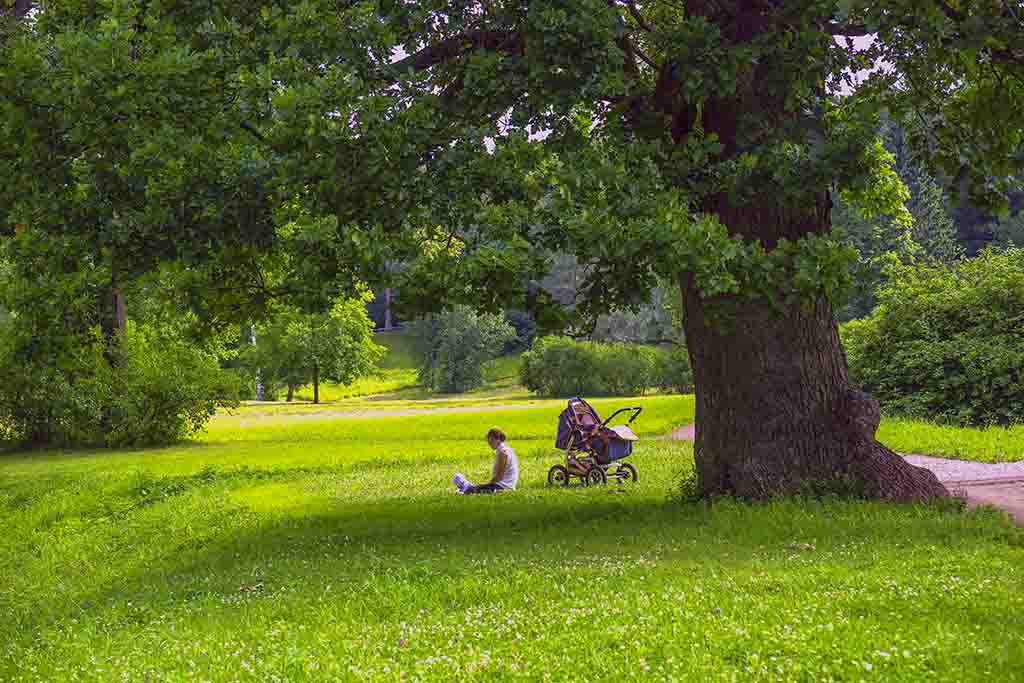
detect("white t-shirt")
(493, 442), (519, 490)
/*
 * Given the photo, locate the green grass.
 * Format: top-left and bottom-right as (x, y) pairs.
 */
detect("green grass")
(293, 368), (420, 403)
(2, 395), (1023, 682)
(375, 330), (418, 370)
(482, 353), (522, 386)
(878, 419), (1024, 463)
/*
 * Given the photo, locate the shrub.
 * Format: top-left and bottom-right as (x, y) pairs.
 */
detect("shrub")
(842, 248), (1024, 426)
(655, 345), (694, 394)
(0, 321), (238, 449)
(409, 307), (516, 394)
(104, 324), (240, 447)
(520, 336), (679, 397)
(0, 329), (112, 447)
(594, 343), (660, 396)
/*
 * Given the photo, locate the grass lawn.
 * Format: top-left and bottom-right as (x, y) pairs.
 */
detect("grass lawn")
(2, 394), (1023, 682)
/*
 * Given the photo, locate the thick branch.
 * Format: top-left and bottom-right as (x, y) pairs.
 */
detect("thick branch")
(826, 22), (870, 36)
(653, 59), (681, 114)
(634, 44), (658, 70)
(388, 30), (523, 74)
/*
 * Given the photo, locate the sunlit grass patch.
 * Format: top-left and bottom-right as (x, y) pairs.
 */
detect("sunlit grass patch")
(293, 368), (420, 403)
(878, 419), (1024, 463)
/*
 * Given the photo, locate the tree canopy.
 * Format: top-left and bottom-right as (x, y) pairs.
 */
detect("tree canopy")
(2, 2), (1021, 316)
(245, 295), (384, 403)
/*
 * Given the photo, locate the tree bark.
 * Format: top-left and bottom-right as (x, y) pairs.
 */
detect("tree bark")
(680, 277), (948, 502)
(313, 362), (320, 405)
(98, 281), (126, 366)
(286, 385), (294, 402)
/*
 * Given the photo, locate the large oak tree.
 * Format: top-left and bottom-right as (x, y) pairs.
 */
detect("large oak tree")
(2, 1), (1022, 498)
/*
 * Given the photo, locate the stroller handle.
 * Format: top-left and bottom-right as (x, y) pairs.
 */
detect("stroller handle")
(601, 406), (642, 426)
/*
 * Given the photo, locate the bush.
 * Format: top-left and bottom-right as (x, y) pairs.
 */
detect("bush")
(842, 248), (1024, 427)
(409, 307), (516, 394)
(521, 336), (685, 397)
(105, 324), (240, 447)
(655, 344), (694, 394)
(0, 329), (111, 447)
(0, 321), (238, 449)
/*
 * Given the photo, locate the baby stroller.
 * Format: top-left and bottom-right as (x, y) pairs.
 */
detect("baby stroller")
(547, 397), (641, 487)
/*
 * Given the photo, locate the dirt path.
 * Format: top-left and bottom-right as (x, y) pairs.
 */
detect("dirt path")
(904, 455), (1024, 525)
(228, 403), (541, 424)
(668, 424), (1024, 524)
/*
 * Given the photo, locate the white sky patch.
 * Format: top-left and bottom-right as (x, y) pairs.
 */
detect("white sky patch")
(832, 34), (894, 96)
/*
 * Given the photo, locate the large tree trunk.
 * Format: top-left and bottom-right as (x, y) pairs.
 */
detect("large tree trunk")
(680, 277), (948, 502)
(313, 362), (320, 405)
(656, 1), (948, 502)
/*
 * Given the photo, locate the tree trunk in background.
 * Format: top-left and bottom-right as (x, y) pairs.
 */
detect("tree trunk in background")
(249, 325), (264, 401)
(384, 288), (393, 330)
(313, 363), (320, 404)
(98, 281), (126, 366)
(286, 385), (294, 402)
(680, 278), (948, 501)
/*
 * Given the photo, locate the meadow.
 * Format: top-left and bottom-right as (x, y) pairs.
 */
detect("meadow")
(2, 388), (1024, 682)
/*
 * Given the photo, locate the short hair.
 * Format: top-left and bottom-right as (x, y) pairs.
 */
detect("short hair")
(486, 428), (506, 443)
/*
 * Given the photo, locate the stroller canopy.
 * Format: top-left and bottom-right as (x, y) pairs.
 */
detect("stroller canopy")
(555, 397), (636, 463)
(555, 397), (600, 449)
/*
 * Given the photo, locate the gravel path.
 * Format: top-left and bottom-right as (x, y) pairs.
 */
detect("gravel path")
(902, 454), (1024, 484)
(668, 423), (1024, 524)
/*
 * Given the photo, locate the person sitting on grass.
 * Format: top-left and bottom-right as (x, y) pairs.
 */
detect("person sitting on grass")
(452, 428), (519, 494)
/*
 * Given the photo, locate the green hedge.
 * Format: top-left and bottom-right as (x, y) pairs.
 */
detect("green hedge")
(520, 336), (692, 397)
(842, 248), (1024, 427)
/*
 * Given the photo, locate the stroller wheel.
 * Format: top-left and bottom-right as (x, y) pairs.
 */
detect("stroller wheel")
(547, 464), (570, 487)
(586, 467), (607, 486)
(615, 462), (637, 483)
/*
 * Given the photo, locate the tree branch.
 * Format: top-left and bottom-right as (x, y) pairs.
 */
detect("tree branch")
(634, 44), (659, 70)
(239, 120), (267, 143)
(825, 22), (870, 36)
(387, 30), (523, 75)
(934, 0), (967, 24)
(622, 0), (654, 32)
(653, 59), (681, 114)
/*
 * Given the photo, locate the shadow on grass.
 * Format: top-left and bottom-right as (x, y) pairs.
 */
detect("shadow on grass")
(7, 475), (1020, 644)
